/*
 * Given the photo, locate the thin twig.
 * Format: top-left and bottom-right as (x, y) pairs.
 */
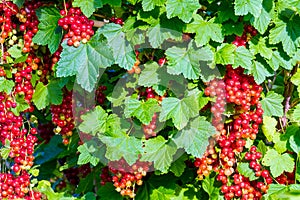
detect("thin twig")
(93, 20), (107, 28)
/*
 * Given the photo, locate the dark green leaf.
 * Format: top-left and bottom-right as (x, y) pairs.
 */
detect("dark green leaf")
(56, 34), (114, 92)
(170, 154), (188, 177)
(32, 7), (63, 54)
(202, 175), (223, 200)
(97, 183), (123, 200)
(77, 141), (100, 166)
(13, 0), (24, 7)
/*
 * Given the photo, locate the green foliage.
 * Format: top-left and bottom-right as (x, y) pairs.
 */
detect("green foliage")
(260, 91), (284, 117)
(33, 7), (63, 54)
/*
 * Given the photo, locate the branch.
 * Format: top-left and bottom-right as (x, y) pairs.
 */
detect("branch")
(92, 20), (107, 28)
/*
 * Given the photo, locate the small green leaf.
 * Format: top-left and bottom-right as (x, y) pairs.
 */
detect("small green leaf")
(251, 60), (273, 84)
(99, 133), (143, 165)
(138, 62), (160, 87)
(166, 42), (213, 80)
(202, 175), (223, 200)
(292, 104), (300, 122)
(267, 51), (292, 70)
(261, 91), (284, 117)
(32, 81), (63, 110)
(99, 23), (135, 70)
(78, 141), (100, 166)
(142, 0), (166, 11)
(186, 15), (223, 46)
(159, 89), (200, 130)
(249, 37), (273, 59)
(7, 45), (27, 63)
(166, 0), (200, 23)
(150, 186), (176, 200)
(252, 0), (273, 34)
(234, 0), (263, 17)
(0, 77), (15, 94)
(11, 95), (30, 116)
(141, 136), (177, 173)
(124, 98), (161, 125)
(0, 146), (10, 159)
(262, 149), (294, 177)
(72, 0), (103, 18)
(13, 0), (24, 7)
(215, 43), (236, 65)
(32, 7), (63, 54)
(262, 116), (277, 142)
(237, 162), (259, 181)
(173, 117), (216, 158)
(170, 154), (187, 177)
(289, 127), (300, 154)
(79, 106), (109, 135)
(233, 46), (253, 70)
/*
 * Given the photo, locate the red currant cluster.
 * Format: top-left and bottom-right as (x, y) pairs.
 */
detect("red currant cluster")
(58, 5), (94, 47)
(18, 2), (41, 53)
(142, 113), (157, 139)
(108, 158), (152, 198)
(100, 166), (112, 185)
(63, 164), (91, 185)
(51, 90), (75, 145)
(0, 171), (42, 199)
(276, 168), (296, 185)
(110, 16), (124, 25)
(95, 85), (107, 105)
(0, 1), (18, 44)
(196, 65), (272, 199)
(232, 25), (257, 47)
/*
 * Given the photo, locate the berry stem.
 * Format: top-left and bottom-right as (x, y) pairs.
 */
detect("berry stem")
(92, 20), (107, 28)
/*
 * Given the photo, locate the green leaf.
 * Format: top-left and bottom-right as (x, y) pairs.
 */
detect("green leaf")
(234, 0), (263, 17)
(0, 145), (10, 159)
(56, 34), (114, 92)
(79, 106), (109, 135)
(263, 184), (288, 199)
(141, 136), (177, 173)
(32, 7), (63, 54)
(267, 51), (292, 70)
(7, 45), (27, 63)
(257, 140), (268, 156)
(124, 98), (161, 124)
(13, 0), (24, 7)
(269, 18), (300, 56)
(262, 116), (277, 142)
(289, 126), (300, 154)
(147, 24), (181, 48)
(202, 175), (223, 200)
(107, 87), (129, 107)
(237, 162), (259, 181)
(173, 117), (216, 158)
(99, 133), (143, 165)
(150, 186), (176, 199)
(215, 43), (236, 65)
(249, 37), (273, 59)
(185, 15), (223, 46)
(159, 89), (200, 130)
(78, 141), (100, 166)
(291, 68), (300, 89)
(233, 46), (253, 70)
(11, 95), (30, 116)
(32, 81), (63, 110)
(252, 0), (273, 34)
(138, 62), (160, 87)
(273, 132), (287, 154)
(99, 23), (135, 70)
(142, 0), (165, 11)
(292, 104), (300, 122)
(166, 0), (200, 23)
(0, 77), (14, 94)
(170, 154), (187, 177)
(261, 91), (284, 117)
(251, 60), (273, 84)
(166, 43), (213, 80)
(97, 183), (123, 200)
(72, 0), (103, 18)
(262, 149), (294, 177)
